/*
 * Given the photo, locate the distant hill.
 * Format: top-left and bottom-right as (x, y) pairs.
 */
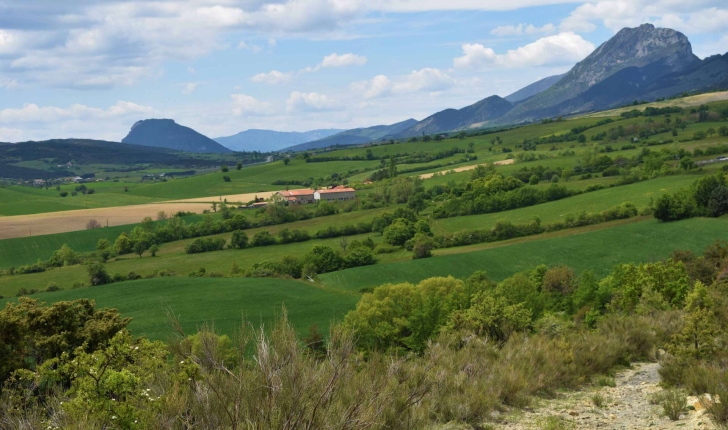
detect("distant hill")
(122, 119), (231, 154)
(395, 24), (728, 136)
(214, 129), (344, 152)
(504, 74), (565, 103)
(0, 139), (222, 179)
(394, 97), (512, 138)
(286, 119), (418, 151)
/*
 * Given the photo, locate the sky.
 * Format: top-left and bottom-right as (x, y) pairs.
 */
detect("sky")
(1, 0), (727, 143)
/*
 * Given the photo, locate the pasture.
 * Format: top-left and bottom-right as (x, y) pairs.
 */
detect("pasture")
(0, 277), (358, 340)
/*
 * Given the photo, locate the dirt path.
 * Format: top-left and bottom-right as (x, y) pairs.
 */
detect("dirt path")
(419, 159), (515, 179)
(496, 363), (716, 429)
(0, 191), (277, 239)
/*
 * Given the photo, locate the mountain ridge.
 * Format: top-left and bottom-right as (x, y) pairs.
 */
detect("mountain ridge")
(122, 119), (231, 154)
(214, 129), (344, 152)
(284, 118), (419, 151)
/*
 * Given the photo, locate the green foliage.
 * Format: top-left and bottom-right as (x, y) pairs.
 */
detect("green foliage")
(114, 232), (133, 255)
(610, 259), (690, 312)
(445, 293), (532, 343)
(184, 237), (227, 254)
(344, 276), (479, 352)
(383, 218), (416, 246)
(0, 297), (130, 383)
(250, 230), (277, 247)
(88, 262), (113, 286)
(230, 230), (249, 249)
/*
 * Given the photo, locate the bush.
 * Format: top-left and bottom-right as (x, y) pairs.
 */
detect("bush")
(223, 175), (231, 182)
(652, 389), (687, 421)
(345, 247), (377, 268)
(88, 263), (112, 286)
(185, 237), (227, 254)
(230, 230), (249, 249)
(383, 219), (416, 246)
(250, 231), (277, 247)
(59, 191), (68, 197)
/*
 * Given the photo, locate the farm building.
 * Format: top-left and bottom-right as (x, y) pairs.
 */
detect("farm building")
(314, 186), (356, 202)
(273, 189), (315, 204)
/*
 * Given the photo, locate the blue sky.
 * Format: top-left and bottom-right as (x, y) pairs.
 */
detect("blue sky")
(0, 0), (727, 143)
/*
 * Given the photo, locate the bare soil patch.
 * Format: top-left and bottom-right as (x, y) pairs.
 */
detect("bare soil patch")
(419, 159), (515, 179)
(0, 191), (276, 239)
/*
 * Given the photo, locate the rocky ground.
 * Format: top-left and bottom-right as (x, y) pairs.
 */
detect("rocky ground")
(493, 362), (717, 429)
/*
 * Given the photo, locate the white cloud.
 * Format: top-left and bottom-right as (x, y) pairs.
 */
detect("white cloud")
(320, 53), (368, 67)
(231, 93), (275, 116)
(286, 91), (340, 112)
(187, 67), (196, 74)
(238, 41), (263, 52)
(490, 23), (557, 37)
(251, 52), (367, 84)
(454, 32), (594, 69)
(268, 38), (277, 46)
(0, 101), (154, 124)
(182, 83), (197, 95)
(251, 70), (294, 85)
(0, 101), (156, 142)
(560, 1), (728, 34)
(0, 127), (23, 142)
(353, 68), (456, 99)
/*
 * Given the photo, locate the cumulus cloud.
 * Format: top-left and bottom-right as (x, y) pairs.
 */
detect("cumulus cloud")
(286, 91), (340, 112)
(453, 32), (594, 69)
(353, 68), (456, 99)
(251, 52), (367, 84)
(490, 23), (557, 37)
(320, 53), (368, 67)
(251, 70), (294, 85)
(231, 93), (275, 116)
(0, 101), (156, 142)
(0, 127), (23, 142)
(0, 101), (154, 123)
(560, 1), (728, 34)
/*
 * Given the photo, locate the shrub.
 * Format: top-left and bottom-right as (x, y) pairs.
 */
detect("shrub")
(59, 191), (68, 197)
(383, 219), (416, 246)
(86, 219), (101, 229)
(250, 231), (277, 247)
(88, 263), (112, 286)
(345, 247), (376, 268)
(653, 389), (687, 421)
(185, 237), (226, 254)
(223, 175), (231, 182)
(230, 230), (249, 249)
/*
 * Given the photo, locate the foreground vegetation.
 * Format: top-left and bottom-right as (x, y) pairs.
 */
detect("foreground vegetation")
(1, 239), (726, 429)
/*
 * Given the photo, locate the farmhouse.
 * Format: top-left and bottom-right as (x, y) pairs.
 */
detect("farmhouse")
(274, 189), (315, 204)
(314, 186), (356, 202)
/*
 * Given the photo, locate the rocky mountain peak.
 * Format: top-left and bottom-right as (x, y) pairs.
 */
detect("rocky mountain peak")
(567, 23), (699, 89)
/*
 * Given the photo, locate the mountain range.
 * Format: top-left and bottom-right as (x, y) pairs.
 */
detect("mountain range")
(391, 24), (728, 138)
(283, 119), (418, 152)
(214, 129), (344, 152)
(116, 24), (727, 154)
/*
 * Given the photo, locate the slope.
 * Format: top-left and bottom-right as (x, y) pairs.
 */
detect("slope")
(395, 96), (513, 138)
(504, 74), (565, 103)
(214, 128), (344, 152)
(285, 119), (418, 151)
(122, 119), (232, 154)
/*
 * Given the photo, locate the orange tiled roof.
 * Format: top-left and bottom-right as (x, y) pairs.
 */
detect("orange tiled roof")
(316, 187), (356, 194)
(278, 189), (315, 197)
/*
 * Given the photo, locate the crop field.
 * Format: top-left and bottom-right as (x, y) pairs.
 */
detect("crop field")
(0, 191), (276, 239)
(0, 277), (358, 340)
(320, 217), (728, 292)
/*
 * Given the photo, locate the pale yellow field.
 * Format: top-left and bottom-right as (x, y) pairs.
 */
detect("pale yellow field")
(418, 159), (515, 179)
(0, 191), (277, 239)
(587, 91), (728, 118)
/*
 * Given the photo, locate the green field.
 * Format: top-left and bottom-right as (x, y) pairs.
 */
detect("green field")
(0, 214), (207, 269)
(0, 277), (358, 340)
(320, 217), (728, 291)
(4, 216), (725, 340)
